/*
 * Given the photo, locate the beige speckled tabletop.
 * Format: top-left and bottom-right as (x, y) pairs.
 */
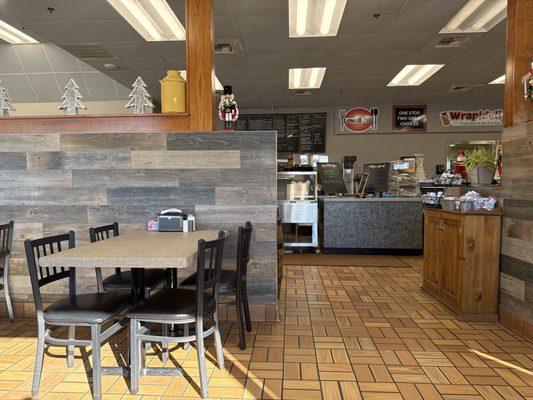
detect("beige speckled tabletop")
(39, 230), (224, 269)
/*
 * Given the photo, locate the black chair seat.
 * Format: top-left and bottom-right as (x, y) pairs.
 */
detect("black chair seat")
(103, 269), (167, 290)
(181, 269), (236, 290)
(44, 292), (130, 324)
(127, 288), (216, 321)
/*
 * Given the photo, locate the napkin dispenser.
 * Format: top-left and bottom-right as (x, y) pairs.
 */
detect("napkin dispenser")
(158, 208), (186, 232)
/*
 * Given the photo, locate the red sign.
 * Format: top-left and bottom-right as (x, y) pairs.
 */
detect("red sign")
(339, 107), (379, 133)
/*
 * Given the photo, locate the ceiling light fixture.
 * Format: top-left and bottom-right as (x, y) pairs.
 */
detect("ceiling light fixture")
(289, 67), (326, 89)
(489, 74), (505, 84)
(440, 0), (507, 34)
(106, 0), (185, 41)
(289, 0), (347, 38)
(387, 64), (445, 86)
(0, 19), (38, 44)
(179, 71), (224, 91)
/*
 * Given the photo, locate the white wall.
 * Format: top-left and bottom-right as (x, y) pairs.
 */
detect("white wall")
(241, 105), (502, 177)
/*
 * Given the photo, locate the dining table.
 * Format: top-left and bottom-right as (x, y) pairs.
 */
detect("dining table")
(38, 229), (225, 377)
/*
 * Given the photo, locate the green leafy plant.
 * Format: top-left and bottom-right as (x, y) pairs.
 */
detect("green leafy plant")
(463, 146), (497, 171)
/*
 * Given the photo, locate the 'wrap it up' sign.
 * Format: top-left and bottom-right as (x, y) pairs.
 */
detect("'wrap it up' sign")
(439, 109), (503, 127)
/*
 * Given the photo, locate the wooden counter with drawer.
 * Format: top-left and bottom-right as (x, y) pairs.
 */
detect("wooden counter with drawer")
(422, 208), (502, 321)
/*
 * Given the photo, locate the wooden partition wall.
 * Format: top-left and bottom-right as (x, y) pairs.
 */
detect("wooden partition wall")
(0, 0), (216, 134)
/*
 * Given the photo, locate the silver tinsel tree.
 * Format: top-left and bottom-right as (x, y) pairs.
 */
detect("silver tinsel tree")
(59, 79), (86, 115)
(125, 76), (153, 114)
(0, 79), (15, 116)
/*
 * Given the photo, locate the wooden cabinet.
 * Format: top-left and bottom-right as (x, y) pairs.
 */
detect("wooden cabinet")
(422, 209), (501, 321)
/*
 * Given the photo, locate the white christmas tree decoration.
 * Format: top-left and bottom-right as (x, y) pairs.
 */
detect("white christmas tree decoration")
(59, 79), (86, 115)
(125, 76), (153, 115)
(0, 80), (15, 116)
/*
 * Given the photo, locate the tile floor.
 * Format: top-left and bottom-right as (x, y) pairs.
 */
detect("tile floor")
(0, 256), (531, 399)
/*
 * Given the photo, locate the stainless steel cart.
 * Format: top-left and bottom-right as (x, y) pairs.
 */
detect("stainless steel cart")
(277, 171), (318, 249)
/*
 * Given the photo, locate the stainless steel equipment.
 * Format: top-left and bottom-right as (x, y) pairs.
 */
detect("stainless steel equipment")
(277, 171), (318, 249)
(342, 156), (357, 195)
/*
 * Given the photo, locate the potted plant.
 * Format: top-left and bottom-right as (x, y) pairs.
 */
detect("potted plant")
(463, 146), (497, 186)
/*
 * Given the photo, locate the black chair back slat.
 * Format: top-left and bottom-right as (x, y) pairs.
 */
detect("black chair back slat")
(236, 222), (253, 289)
(195, 231), (226, 318)
(0, 220), (14, 267)
(25, 232), (75, 312)
(90, 222), (119, 274)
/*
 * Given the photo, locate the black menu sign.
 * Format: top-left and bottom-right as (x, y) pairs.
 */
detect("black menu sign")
(317, 162), (347, 195)
(393, 105), (427, 132)
(236, 113), (326, 153)
(363, 163), (391, 193)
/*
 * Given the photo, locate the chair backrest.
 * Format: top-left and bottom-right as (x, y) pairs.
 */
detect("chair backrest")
(24, 231), (76, 312)
(236, 222), (253, 289)
(89, 222), (120, 275)
(195, 231), (226, 318)
(0, 221), (14, 260)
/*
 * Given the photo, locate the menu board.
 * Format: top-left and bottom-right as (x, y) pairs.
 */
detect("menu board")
(393, 105), (427, 132)
(236, 113), (326, 153)
(363, 163), (391, 193)
(317, 162), (347, 195)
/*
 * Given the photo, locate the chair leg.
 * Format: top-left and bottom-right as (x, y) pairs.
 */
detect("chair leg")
(32, 318), (45, 396)
(213, 312), (225, 369)
(242, 286), (252, 332)
(161, 324), (169, 364)
(196, 320), (208, 399)
(183, 324), (190, 350)
(67, 326), (75, 367)
(236, 291), (246, 350)
(129, 319), (140, 395)
(3, 270), (14, 322)
(91, 325), (102, 400)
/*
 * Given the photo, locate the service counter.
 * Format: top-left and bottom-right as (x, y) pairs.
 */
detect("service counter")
(319, 197), (423, 254)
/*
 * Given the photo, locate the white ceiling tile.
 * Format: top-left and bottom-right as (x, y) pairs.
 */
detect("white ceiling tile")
(0, 74), (35, 102)
(215, 17), (238, 38)
(244, 38), (289, 55)
(149, 41), (186, 59)
(339, 13), (398, 35)
(369, 50), (417, 65)
(334, 34), (386, 52)
(26, 22), (95, 43)
(213, 0), (232, 17)
(289, 37), (336, 53)
(0, 45), (23, 73)
(345, 0), (408, 14)
(0, 0), (70, 23)
(379, 33), (434, 51)
(27, 73), (61, 102)
(83, 72), (118, 101)
(328, 52), (372, 67)
(389, 12), (453, 34)
(82, 58), (134, 72)
(125, 57), (168, 71)
(42, 0), (122, 21)
(103, 41), (159, 59)
(77, 20), (143, 42)
(289, 53), (330, 68)
(228, 0), (287, 16)
(14, 44), (52, 73)
(215, 54), (249, 69)
(237, 16), (288, 38)
(42, 43), (81, 72)
(403, 0), (468, 13)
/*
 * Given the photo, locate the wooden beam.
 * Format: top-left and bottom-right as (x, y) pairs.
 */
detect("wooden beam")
(504, 0), (533, 127)
(186, 0), (216, 131)
(0, 114), (190, 134)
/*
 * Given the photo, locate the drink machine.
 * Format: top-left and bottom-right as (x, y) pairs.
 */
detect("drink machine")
(343, 155), (357, 195)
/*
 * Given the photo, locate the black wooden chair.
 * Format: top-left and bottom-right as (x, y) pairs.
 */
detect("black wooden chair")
(0, 221), (14, 322)
(128, 231), (227, 399)
(90, 222), (167, 295)
(181, 222), (253, 349)
(25, 232), (129, 400)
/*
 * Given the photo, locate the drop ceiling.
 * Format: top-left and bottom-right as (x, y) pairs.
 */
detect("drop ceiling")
(0, 0), (506, 108)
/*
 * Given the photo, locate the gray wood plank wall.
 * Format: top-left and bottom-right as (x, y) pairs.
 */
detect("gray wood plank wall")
(0, 131), (278, 306)
(501, 122), (533, 323)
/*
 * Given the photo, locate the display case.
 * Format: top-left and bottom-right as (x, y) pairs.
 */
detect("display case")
(277, 171), (318, 249)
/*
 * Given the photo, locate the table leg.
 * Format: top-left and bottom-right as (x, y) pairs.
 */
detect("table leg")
(131, 268), (146, 304)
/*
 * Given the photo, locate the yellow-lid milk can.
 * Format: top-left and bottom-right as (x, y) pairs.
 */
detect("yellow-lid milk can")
(160, 70), (186, 113)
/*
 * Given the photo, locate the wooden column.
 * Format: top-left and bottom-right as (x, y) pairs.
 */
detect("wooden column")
(186, 0), (216, 131)
(504, 0), (533, 127)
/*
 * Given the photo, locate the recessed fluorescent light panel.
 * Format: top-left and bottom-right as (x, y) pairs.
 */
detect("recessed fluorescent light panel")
(489, 74), (505, 84)
(388, 64), (445, 87)
(106, 0), (185, 41)
(289, 0), (347, 38)
(289, 67), (326, 89)
(0, 20), (38, 44)
(179, 71), (224, 91)
(440, 0), (507, 34)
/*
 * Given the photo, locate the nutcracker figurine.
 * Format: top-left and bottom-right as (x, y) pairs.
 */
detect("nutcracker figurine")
(218, 85), (239, 130)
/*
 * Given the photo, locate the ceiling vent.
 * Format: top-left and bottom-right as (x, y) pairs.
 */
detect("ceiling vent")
(447, 84), (483, 93)
(60, 43), (114, 59)
(215, 39), (242, 54)
(435, 36), (469, 48)
(291, 90), (314, 96)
